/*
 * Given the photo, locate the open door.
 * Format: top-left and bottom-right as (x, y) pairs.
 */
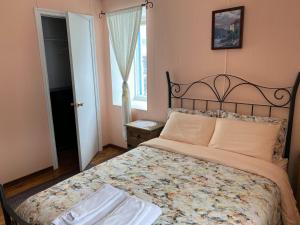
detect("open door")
(67, 13), (99, 170)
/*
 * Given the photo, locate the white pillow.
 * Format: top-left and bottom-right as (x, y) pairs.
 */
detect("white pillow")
(160, 112), (216, 146)
(209, 118), (281, 162)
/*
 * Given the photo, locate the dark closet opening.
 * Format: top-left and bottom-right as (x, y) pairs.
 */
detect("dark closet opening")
(41, 16), (79, 171)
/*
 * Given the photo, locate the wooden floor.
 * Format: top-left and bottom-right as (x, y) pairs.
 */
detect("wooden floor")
(0, 146), (126, 225)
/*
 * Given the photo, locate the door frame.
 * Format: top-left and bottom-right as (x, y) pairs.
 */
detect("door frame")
(35, 8), (102, 169)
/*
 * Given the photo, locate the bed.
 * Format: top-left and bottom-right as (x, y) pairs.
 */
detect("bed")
(15, 72), (300, 225)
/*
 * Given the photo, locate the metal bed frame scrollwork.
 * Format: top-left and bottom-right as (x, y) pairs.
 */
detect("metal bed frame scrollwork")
(166, 71), (300, 159)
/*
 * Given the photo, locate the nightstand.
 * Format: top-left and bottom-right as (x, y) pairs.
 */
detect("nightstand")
(125, 120), (165, 149)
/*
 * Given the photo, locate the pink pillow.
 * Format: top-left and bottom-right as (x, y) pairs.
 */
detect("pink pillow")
(209, 118), (281, 162)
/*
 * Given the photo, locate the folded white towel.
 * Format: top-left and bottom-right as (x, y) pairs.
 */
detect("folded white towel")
(52, 184), (161, 225)
(96, 196), (162, 225)
(52, 184), (128, 225)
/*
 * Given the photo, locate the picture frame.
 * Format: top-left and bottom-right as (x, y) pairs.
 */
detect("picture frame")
(212, 6), (245, 50)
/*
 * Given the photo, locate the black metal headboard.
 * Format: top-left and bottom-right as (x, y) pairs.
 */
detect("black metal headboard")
(166, 71), (300, 159)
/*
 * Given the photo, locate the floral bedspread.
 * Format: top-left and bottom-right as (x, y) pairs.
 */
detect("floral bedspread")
(17, 146), (281, 225)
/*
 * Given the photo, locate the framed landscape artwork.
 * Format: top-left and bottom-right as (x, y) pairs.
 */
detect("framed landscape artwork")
(212, 6), (244, 50)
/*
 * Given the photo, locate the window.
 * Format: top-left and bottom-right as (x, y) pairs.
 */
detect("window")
(110, 8), (147, 110)
(133, 16), (147, 101)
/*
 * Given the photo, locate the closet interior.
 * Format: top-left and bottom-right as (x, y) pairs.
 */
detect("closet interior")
(41, 16), (79, 170)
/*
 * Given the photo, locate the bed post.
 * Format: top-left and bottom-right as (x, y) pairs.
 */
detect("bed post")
(285, 72), (300, 159)
(166, 71), (172, 108)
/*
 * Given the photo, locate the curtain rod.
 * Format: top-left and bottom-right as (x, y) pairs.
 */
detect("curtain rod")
(99, 0), (153, 19)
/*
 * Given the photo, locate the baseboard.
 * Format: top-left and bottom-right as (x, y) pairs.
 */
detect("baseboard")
(3, 166), (54, 187)
(103, 144), (127, 152)
(4, 145), (127, 187)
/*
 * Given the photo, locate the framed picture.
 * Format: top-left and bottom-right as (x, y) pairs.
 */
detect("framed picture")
(212, 6), (244, 50)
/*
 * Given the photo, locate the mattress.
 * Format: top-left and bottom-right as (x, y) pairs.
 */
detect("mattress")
(16, 146), (281, 225)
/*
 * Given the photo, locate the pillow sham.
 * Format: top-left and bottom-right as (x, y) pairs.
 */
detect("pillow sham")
(273, 158), (288, 172)
(167, 108), (222, 118)
(161, 112), (216, 146)
(208, 118), (281, 162)
(220, 111), (287, 159)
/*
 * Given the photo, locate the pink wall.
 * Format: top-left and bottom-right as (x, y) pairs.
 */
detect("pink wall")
(100, 0), (300, 187)
(0, 0), (109, 183)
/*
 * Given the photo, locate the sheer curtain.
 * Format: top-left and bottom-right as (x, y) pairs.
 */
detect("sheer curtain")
(107, 6), (143, 139)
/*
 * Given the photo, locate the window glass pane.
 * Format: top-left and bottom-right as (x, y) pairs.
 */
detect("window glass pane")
(140, 24), (147, 97)
(134, 8), (147, 100)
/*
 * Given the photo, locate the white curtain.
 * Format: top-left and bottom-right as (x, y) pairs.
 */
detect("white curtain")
(107, 6), (143, 139)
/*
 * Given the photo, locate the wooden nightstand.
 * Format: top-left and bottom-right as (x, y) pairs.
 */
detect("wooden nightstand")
(125, 120), (165, 149)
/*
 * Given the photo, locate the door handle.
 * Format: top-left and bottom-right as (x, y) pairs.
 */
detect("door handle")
(70, 102), (84, 107)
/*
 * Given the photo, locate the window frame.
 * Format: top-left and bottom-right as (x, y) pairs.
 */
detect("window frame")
(110, 8), (147, 111)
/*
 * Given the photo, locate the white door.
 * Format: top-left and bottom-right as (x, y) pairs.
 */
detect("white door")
(67, 13), (99, 171)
